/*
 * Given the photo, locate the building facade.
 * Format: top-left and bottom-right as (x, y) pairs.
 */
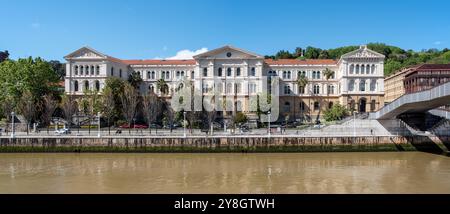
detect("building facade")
(404, 64), (450, 94)
(64, 45), (385, 122)
(384, 65), (419, 103)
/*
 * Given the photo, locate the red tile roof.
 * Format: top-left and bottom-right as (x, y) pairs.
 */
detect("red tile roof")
(122, 59), (196, 65)
(416, 64), (450, 70)
(264, 59), (337, 65)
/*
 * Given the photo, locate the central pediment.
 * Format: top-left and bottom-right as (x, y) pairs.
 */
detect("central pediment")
(193, 45), (264, 59)
(64, 46), (108, 60)
(341, 45), (385, 59)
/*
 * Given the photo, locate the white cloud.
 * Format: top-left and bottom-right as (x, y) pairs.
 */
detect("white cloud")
(31, 23), (40, 29)
(166, 48), (208, 59)
(434, 41), (442, 45)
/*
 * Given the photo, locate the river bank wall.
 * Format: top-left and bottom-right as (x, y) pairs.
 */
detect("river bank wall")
(0, 136), (449, 154)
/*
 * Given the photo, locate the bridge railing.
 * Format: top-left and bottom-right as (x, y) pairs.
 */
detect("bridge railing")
(371, 81), (450, 119)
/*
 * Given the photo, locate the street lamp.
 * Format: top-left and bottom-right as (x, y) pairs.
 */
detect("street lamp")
(268, 111), (271, 137)
(183, 111), (186, 138)
(11, 112), (15, 138)
(97, 112), (101, 138)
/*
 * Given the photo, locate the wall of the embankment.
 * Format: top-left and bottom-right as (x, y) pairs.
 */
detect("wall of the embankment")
(1, 136), (449, 153)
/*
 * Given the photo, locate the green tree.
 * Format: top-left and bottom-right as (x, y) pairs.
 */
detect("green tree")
(156, 79), (169, 94)
(233, 112), (248, 125)
(48, 60), (66, 80)
(0, 50), (9, 63)
(275, 50), (293, 59)
(324, 103), (348, 122)
(103, 77), (125, 122)
(128, 71), (143, 89)
(304, 46), (321, 59)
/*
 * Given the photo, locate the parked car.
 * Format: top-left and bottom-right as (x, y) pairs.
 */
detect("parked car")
(55, 128), (71, 135)
(149, 123), (162, 129)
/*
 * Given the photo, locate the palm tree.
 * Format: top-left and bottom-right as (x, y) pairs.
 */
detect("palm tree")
(296, 74), (308, 123)
(156, 79), (169, 95)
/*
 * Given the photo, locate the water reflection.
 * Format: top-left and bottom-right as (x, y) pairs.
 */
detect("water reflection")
(0, 152), (449, 193)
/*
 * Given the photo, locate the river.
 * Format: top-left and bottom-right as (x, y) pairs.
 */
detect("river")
(0, 152), (449, 193)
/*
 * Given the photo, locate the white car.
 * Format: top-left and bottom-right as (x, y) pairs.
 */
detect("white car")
(54, 128), (71, 135)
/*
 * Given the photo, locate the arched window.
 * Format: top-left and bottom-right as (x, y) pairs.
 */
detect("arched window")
(147, 71), (151, 79)
(366, 65), (370, 74)
(284, 101), (291, 112)
(74, 65), (79, 75)
(227, 68), (232, 76)
(327, 85), (335, 94)
(218, 83), (224, 93)
(191, 71), (195, 79)
(361, 65), (365, 74)
(371, 64), (376, 74)
(119, 69), (122, 78)
(299, 101), (306, 111)
(284, 85), (291, 95)
(235, 83), (242, 94)
(356, 65), (360, 74)
(165, 71), (170, 79)
(350, 64), (354, 74)
(149, 84), (155, 93)
(348, 79), (355, 91)
(236, 67), (241, 76)
(80, 66), (84, 75)
(314, 101), (320, 111)
(250, 67), (256, 76)
(110, 67), (114, 76)
(359, 79), (366, 91)
(176, 71), (180, 79)
(96, 65), (100, 75)
(218, 67), (222, 76)
(370, 100), (376, 112)
(151, 71), (155, 79)
(84, 81), (89, 91)
(249, 83), (256, 93)
(370, 80), (376, 91)
(287, 71), (292, 79)
(90, 65), (94, 75)
(316, 71), (321, 79)
(74, 80), (79, 91)
(312, 71), (316, 79)
(202, 83), (209, 93)
(298, 85), (305, 94)
(181, 71), (185, 77)
(236, 101), (243, 112)
(95, 80), (100, 91)
(84, 66), (88, 75)
(203, 68), (208, 77)
(226, 83), (233, 94)
(313, 85), (320, 94)
(283, 71), (287, 79)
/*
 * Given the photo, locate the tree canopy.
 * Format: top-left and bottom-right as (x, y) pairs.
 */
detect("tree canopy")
(265, 43), (450, 77)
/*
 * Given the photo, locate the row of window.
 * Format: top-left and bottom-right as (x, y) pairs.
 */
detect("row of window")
(349, 64), (376, 75)
(110, 67), (123, 78)
(73, 80), (101, 92)
(202, 83), (258, 94)
(348, 79), (377, 92)
(204, 67), (257, 77)
(284, 85), (336, 95)
(270, 70), (335, 80)
(74, 65), (100, 76)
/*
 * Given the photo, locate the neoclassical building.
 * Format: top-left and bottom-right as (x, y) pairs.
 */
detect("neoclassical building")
(64, 45), (385, 122)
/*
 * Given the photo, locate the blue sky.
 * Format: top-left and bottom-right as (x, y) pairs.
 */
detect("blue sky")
(1, 0), (450, 61)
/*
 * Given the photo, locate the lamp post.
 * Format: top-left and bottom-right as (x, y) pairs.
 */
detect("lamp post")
(353, 110), (356, 137)
(268, 111), (271, 137)
(11, 112), (15, 138)
(183, 111), (186, 138)
(97, 112), (101, 138)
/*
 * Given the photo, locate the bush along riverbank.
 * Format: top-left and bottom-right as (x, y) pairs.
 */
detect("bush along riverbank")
(0, 136), (449, 154)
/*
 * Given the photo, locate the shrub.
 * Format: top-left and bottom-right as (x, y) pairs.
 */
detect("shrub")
(324, 104), (348, 121)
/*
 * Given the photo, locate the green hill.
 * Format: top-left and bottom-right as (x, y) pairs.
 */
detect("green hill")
(266, 43), (450, 77)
